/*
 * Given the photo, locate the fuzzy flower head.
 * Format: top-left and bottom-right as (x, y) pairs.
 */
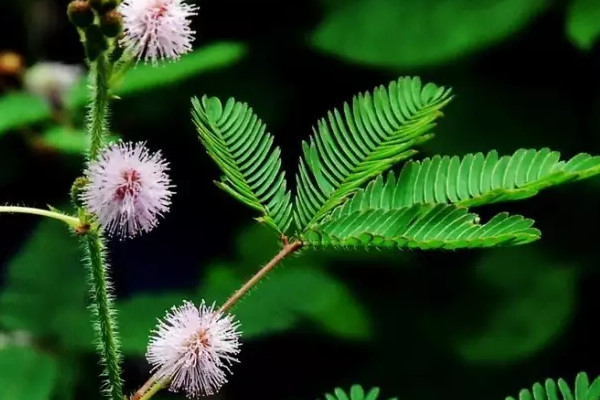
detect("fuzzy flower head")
(82, 141), (173, 238)
(147, 301), (242, 398)
(119, 0), (198, 63)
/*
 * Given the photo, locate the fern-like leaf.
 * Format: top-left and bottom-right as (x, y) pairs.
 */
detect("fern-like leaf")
(318, 384), (397, 400)
(302, 204), (539, 250)
(507, 372), (600, 400)
(191, 96), (293, 233)
(294, 76), (453, 231)
(337, 148), (600, 213)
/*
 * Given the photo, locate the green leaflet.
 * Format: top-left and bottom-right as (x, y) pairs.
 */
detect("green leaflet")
(191, 95), (293, 233)
(302, 204), (539, 250)
(335, 149), (600, 211)
(319, 385), (397, 400)
(506, 372), (600, 400)
(294, 76), (452, 231)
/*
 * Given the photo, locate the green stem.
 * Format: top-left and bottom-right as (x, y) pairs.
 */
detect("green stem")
(0, 206), (80, 227)
(133, 379), (167, 400)
(82, 232), (123, 400)
(88, 54), (110, 160)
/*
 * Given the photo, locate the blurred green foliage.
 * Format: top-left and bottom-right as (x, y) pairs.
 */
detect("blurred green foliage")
(67, 42), (247, 108)
(455, 246), (576, 364)
(0, 93), (51, 136)
(41, 127), (119, 154)
(567, 0), (600, 50)
(0, 346), (58, 400)
(312, 0), (547, 68)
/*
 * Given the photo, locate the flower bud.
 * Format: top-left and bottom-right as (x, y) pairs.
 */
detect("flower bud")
(71, 176), (89, 208)
(100, 10), (123, 38)
(67, 0), (94, 28)
(88, 0), (103, 11)
(84, 25), (109, 61)
(90, 0), (118, 14)
(101, 0), (119, 13)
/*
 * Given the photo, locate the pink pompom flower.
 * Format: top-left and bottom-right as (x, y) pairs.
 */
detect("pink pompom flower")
(147, 301), (242, 398)
(119, 0), (199, 63)
(82, 141), (173, 238)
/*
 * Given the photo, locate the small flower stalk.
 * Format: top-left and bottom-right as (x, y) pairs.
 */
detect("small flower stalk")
(120, 0), (199, 63)
(81, 141), (174, 238)
(147, 301), (242, 398)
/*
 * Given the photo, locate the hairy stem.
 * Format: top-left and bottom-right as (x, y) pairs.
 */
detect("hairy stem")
(219, 239), (303, 313)
(0, 206), (80, 226)
(137, 381), (166, 400)
(88, 54), (110, 160)
(83, 232), (123, 400)
(130, 377), (168, 400)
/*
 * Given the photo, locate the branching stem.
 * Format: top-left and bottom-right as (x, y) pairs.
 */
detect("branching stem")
(219, 239), (303, 313)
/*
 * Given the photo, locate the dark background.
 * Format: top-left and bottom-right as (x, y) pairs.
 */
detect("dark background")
(1, 1), (600, 399)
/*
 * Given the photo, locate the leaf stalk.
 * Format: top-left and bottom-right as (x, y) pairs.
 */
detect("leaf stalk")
(219, 238), (303, 313)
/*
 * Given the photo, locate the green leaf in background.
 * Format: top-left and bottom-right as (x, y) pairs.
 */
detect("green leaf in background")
(566, 0), (600, 50)
(67, 42), (247, 108)
(200, 262), (371, 340)
(41, 126), (119, 155)
(312, 0), (547, 68)
(0, 93), (51, 136)
(319, 385), (398, 400)
(0, 346), (58, 400)
(455, 246), (576, 364)
(118, 292), (188, 355)
(0, 220), (92, 350)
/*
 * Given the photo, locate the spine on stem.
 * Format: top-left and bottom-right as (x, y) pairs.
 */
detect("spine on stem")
(82, 231), (124, 400)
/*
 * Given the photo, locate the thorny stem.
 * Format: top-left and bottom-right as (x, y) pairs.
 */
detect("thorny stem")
(0, 206), (80, 227)
(88, 54), (110, 160)
(83, 232), (124, 400)
(219, 239), (303, 313)
(129, 237), (303, 400)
